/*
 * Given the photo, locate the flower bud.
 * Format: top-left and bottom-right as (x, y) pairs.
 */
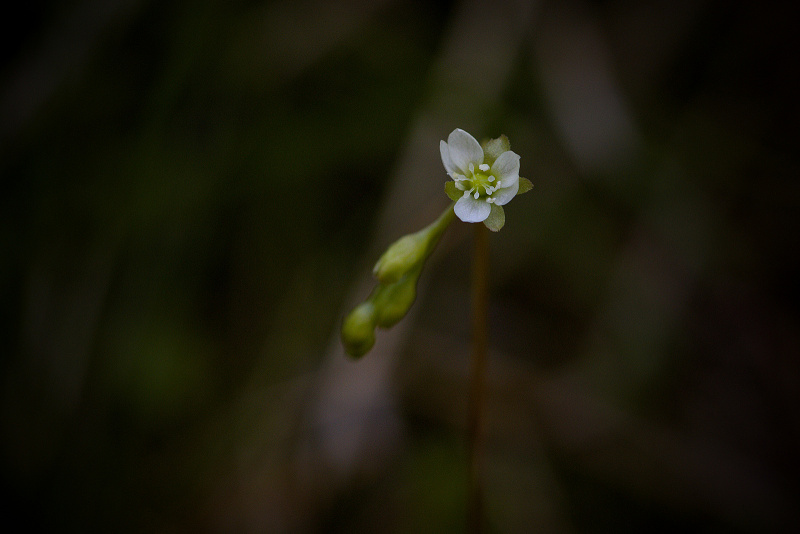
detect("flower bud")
(342, 204), (456, 359)
(372, 232), (428, 284)
(341, 302), (377, 358)
(370, 271), (420, 328)
(373, 205), (456, 284)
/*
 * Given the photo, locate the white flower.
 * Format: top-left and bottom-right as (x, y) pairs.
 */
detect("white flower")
(440, 128), (520, 223)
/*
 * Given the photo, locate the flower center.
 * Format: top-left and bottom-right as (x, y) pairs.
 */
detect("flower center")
(453, 162), (502, 202)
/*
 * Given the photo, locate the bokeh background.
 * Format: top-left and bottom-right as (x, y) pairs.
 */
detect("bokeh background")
(2, 0), (798, 532)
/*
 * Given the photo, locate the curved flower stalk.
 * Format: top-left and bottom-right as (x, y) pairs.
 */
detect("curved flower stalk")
(442, 129), (532, 231)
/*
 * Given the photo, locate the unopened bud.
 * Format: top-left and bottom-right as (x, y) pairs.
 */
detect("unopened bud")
(341, 302), (377, 358)
(370, 270), (420, 328)
(373, 205), (456, 284)
(372, 232), (428, 284)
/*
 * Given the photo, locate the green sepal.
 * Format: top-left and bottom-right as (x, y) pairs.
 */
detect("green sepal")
(483, 204), (505, 232)
(445, 181), (462, 201)
(516, 177), (533, 195)
(481, 135), (511, 166)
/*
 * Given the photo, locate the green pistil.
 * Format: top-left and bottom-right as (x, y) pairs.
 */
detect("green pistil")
(471, 171), (495, 197)
(460, 162), (499, 200)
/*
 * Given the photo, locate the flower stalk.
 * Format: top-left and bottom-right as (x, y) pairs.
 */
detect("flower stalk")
(467, 222), (490, 534)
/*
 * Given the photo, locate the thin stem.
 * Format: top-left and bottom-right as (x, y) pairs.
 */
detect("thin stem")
(467, 223), (489, 534)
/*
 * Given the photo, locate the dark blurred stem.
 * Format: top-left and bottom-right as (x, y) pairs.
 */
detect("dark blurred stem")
(467, 223), (489, 534)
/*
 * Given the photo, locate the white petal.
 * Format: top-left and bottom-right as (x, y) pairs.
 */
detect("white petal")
(491, 179), (520, 206)
(440, 140), (456, 175)
(490, 151), (520, 187)
(455, 195), (492, 222)
(447, 129), (483, 173)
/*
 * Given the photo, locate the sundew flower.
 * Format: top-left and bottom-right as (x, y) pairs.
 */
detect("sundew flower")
(440, 128), (523, 226)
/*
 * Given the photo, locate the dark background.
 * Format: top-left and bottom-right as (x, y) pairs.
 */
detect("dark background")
(2, 0), (798, 532)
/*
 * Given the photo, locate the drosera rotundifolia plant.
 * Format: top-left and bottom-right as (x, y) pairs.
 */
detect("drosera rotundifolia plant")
(341, 128), (532, 358)
(341, 128), (532, 532)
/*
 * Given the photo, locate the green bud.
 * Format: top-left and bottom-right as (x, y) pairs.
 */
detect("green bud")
(370, 270), (420, 328)
(373, 204), (456, 284)
(342, 204), (456, 359)
(372, 232), (428, 284)
(341, 302), (378, 358)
